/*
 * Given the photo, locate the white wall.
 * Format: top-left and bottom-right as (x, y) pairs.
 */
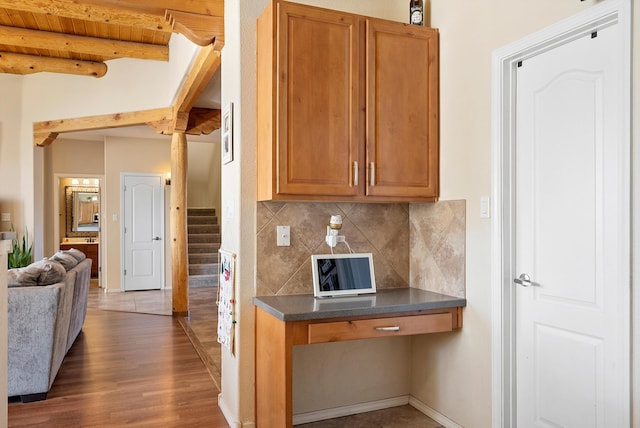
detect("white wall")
(409, 1), (624, 427)
(0, 75), (24, 234)
(633, 1), (640, 424)
(188, 138), (221, 211)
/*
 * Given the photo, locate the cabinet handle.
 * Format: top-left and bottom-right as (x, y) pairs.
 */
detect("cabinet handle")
(370, 162), (376, 186)
(353, 161), (359, 187)
(375, 326), (400, 332)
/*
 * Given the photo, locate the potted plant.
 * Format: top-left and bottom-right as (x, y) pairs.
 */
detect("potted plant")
(8, 224), (32, 268)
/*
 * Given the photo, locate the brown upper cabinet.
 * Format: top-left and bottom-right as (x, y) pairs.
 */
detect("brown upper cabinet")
(257, 0), (439, 202)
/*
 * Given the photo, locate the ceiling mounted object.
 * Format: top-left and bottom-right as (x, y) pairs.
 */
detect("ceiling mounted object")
(0, 0), (224, 78)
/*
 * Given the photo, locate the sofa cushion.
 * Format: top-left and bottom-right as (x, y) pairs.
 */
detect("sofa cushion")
(49, 251), (79, 271)
(7, 259), (66, 287)
(64, 248), (86, 262)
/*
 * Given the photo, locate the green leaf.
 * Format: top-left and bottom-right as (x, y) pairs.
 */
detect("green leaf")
(7, 224), (33, 269)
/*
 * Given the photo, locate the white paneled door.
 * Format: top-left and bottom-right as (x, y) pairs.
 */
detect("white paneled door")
(514, 23), (629, 427)
(123, 174), (164, 291)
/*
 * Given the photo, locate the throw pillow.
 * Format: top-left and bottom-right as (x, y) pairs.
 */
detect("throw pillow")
(49, 250), (79, 271)
(65, 248), (87, 262)
(38, 260), (66, 285)
(7, 259), (66, 287)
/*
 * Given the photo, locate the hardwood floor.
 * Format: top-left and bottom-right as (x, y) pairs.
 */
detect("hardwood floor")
(8, 307), (228, 427)
(9, 286), (442, 427)
(86, 286), (221, 389)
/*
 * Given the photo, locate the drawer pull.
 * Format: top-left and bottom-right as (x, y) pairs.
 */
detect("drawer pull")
(353, 161), (359, 186)
(375, 326), (400, 332)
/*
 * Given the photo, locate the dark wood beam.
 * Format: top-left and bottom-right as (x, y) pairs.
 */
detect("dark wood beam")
(185, 108), (221, 135)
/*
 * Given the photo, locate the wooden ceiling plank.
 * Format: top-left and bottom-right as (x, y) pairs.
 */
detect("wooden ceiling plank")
(0, 8), (10, 25)
(0, 51), (107, 77)
(32, 11), (52, 31)
(18, 10), (37, 29)
(165, 9), (223, 46)
(173, 41), (222, 114)
(119, 24), (132, 42)
(94, 0), (224, 17)
(34, 107), (174, 134)
(0, 0), (172, 33)
(0, 25), (169, 61)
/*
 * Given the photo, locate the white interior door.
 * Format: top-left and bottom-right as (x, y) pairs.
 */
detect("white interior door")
(514, 24), (629, 427)
(123, 174), (164, 291)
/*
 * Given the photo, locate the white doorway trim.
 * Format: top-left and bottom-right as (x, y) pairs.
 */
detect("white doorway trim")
(489, 1), (632, 427)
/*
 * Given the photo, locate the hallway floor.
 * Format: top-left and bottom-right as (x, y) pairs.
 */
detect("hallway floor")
(87, 285), (221, 389)
(86, 285), (443, 427)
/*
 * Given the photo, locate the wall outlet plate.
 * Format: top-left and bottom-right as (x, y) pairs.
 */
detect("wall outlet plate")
(277, 226), (290, 246)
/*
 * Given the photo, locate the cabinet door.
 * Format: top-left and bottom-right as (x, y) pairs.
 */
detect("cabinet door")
(276, 2), (361, 196)
(365, 20), (439, 199)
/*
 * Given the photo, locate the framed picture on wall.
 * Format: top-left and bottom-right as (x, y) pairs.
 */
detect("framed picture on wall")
(222, 102), (234, 164)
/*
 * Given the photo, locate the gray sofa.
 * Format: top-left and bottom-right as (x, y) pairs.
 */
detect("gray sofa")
(7, 255), (92, 402)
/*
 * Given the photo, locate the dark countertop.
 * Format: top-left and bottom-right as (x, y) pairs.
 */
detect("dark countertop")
(253, 287), (466, 322)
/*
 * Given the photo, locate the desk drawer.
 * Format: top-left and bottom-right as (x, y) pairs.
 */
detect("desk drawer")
(307, 312), (453, 344)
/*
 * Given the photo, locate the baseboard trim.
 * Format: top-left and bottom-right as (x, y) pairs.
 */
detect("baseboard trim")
(409, 396), (464, 428)
(293, 396), (410, 425)
(218, 393), (256, 428)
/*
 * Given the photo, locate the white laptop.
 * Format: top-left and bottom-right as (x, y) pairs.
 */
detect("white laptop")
(311, 253), (376, 298)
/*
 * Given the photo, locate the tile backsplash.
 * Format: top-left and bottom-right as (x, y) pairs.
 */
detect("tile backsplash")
(256, 200), (465, 298)
(410, 200), (466, 298)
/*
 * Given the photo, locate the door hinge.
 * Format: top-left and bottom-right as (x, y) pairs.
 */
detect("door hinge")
(124, 269), (127, 276)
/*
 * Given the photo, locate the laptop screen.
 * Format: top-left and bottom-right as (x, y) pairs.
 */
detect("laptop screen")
(311, 253), (376, 298)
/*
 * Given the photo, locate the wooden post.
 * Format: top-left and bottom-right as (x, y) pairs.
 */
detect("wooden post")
(170, 132), (189, 316)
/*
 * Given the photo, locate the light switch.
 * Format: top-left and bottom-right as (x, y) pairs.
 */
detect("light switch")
(480, 196), (490, 219)
(277, 226), (290, 246)
(1, 212), (10, 222)
(225, 200), (235, 220)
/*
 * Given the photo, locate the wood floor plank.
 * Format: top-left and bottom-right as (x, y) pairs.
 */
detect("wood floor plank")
(8, 308), (228, 427)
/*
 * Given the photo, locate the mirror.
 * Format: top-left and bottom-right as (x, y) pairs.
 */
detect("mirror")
(65, 186), (100, 237)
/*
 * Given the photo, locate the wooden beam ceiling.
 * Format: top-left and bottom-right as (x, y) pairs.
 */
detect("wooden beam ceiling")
(0, 0), (223, 77)
(0, 51), (107, 77)
(0, 0), (171, 32)
(25, 1), (224, 144)
(0, 25), (169, 61)
(34, 108), (174, 146)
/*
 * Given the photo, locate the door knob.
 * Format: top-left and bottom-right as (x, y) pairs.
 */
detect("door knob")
(513, 273), (536, 287)
(153, 237), (161, 241)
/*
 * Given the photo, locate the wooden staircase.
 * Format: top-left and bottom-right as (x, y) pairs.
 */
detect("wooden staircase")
(187, 208), (220, 288)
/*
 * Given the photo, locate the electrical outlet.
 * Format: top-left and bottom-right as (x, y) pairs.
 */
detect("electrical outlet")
(277, 226), (290, 246)
(1, 212), (10, 222)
